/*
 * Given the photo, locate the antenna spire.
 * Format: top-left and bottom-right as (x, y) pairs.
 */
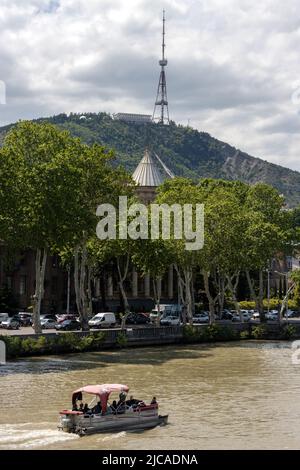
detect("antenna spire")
(152, 10), (170, 125)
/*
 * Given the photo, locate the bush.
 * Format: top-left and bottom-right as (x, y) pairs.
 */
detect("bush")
(240, 330), (250, 339)
(238, 298), (300, 311)
(0, 336), (22, 358)
(183, 324), (238, 343)
(2, 331), (106, 358)
(280, 324), (297, 339)
(116, 332), (128, 348)
(182, 325), (201, 342)
(251, 324), (267, 339)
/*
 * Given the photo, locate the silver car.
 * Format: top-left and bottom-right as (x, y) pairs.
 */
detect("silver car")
(41, 319), (57, 329)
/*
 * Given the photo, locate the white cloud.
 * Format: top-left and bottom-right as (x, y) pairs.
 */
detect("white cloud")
(0, 0), (300, 171)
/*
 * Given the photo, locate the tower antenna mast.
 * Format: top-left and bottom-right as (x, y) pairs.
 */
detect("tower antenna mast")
(152, 10), (170, 125)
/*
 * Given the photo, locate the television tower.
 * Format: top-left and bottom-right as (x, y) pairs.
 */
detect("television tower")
(152, 10), (170, 125)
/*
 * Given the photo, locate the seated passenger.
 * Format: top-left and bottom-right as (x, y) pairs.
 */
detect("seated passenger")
(79, 403), (84, 412)
(126, 395), (135, 407)
(72, 402), (78, 411)
(83, 403), (89, 413)
(116, 401), (126, 414)
(92, 401), (102, 414)
(151, 397), (157, 405)
(110, 400), (118, 414)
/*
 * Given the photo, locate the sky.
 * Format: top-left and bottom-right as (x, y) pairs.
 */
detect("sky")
(0, 0), (300, 171)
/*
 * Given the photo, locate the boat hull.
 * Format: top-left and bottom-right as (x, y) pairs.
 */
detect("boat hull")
(59, 409), (168, 435)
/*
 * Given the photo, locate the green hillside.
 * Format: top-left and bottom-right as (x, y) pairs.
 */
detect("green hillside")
(1, 112), (299, 206)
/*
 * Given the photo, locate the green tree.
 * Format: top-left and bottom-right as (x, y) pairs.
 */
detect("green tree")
(244, 183), (289, 322)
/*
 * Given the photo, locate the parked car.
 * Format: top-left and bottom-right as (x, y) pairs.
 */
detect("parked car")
(88, 312), (116, 329)
(266, 311), (278, 321)
(55, 319), (81, 331)
(0, 312), (9, 325)
(17, 312), (33, 326)
(40, 314), (57, 321)
(41, 318), (57, 329)
(160, 315), (181, 326)
(192, 312), (209, 323)
(150, 304), (182, 324)
(221, 311), (234, 320)
(1, 316), (21, 330)
(56, 314), (77, 323)
(230, 310), (250, 322)
(251, 312), (260, 321)
(126, 312), (150, 325)
(284, 310), (300, 318)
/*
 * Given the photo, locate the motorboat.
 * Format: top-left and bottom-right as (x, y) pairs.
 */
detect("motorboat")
(58, 383), (168, 435)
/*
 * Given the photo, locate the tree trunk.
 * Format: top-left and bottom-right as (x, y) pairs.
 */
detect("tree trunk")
(258, 269), (265, 322)
(117, 255), (130, 329)
(218, 275), (225, 318)
(203, 270), (215, 324)
(32, 248), (47, 334)
(87, 266), (93, 317)
(74, 246), (81, 317)
(279, 282), (295, 323)
(184, 268), (193, 324)
(100, 272), (107, 311)
(152, 277), (162, 326)
(74, 245), (89, 330)
(175, 264), (187, 324)
(66, 266), (71, 314)
(227, 273), (242, 322)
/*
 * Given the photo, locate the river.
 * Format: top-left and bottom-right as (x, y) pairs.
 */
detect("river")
(0, 341), (300, 450)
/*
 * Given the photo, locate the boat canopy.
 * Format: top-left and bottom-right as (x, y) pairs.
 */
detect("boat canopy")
(72, 384), (129, 413)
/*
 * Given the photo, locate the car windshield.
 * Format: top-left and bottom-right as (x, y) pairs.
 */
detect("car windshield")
(91, 315), (102, 321)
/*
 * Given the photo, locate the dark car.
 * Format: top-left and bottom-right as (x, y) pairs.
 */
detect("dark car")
(126, 312), (150, 325)
(17, 313), (33, 326)
(55, 319), (81, 331)
(220, 311), (233, 320)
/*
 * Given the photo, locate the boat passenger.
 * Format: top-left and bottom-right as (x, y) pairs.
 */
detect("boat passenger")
(110, 400), (118, 414)
(72, 402), (78, 411)
(83, 403), (89, 413)
(151, 397), (157, 405)
(126, 395), (135, 407)
(92, 401), (102, 414)
(79, 403), (84, 412)
(116, 401), (126, 414)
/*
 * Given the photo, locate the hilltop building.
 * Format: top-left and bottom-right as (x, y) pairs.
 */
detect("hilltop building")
(112, 113), (152, 125)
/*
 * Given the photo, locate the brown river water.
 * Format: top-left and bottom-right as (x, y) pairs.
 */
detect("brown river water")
(0, 341), (300, 450)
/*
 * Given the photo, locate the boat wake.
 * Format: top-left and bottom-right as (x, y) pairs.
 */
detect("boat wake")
(98, 431), (127, 442)
(0, 423), (79, 449)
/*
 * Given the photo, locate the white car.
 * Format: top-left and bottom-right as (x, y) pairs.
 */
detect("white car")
(88, 312), (116, 328)
(160, 315), (181, 326)
(232, 310), (251, 322)
(41, 318), (57, 329)
(193, 313), (209, 323)
(266, 311), (278, 321)
(251, 312), (260, 321)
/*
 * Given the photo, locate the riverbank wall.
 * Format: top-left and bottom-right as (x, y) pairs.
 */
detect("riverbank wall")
(1, 322), (300, 359)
